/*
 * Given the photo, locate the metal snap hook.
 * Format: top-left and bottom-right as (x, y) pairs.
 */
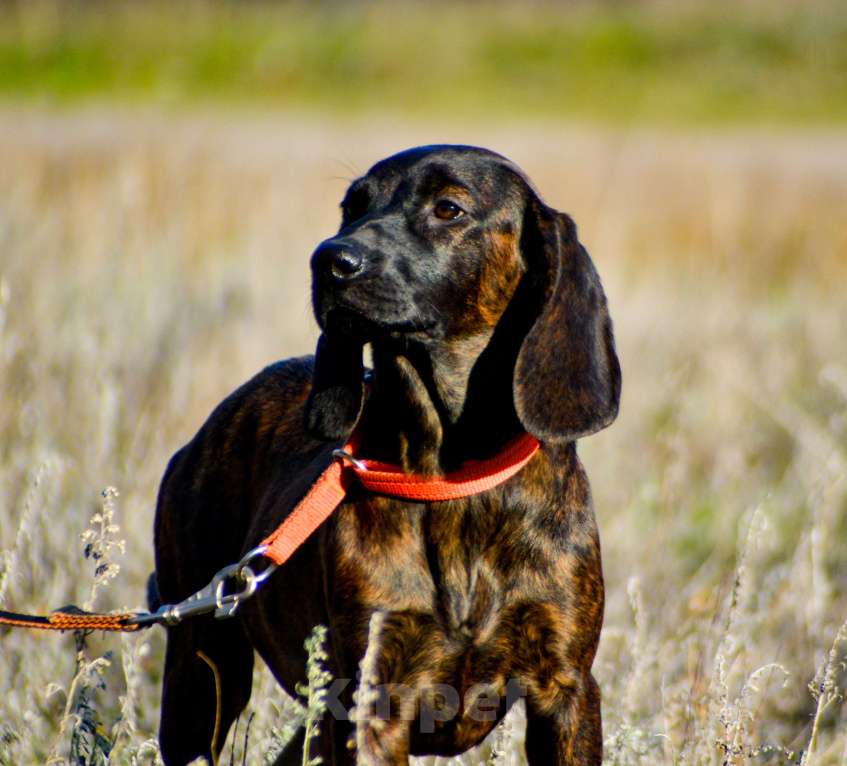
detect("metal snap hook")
(332, 449), (367, 472)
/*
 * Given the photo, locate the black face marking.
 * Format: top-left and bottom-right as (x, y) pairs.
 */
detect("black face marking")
(311, 146), (529, 339)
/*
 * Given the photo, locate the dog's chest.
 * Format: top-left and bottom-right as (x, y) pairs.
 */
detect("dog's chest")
(327, 489), (544, 639)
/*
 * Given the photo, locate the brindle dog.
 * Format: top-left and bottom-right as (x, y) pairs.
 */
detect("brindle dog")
(152, 145), (621, 765)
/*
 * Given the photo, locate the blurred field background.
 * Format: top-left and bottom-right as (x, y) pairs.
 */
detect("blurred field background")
(1, 1), (846, 764)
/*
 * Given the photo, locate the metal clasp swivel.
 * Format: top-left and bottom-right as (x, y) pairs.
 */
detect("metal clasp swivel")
(131, 546), (277, 628)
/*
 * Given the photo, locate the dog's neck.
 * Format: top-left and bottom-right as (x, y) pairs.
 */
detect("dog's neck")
(362, 330), (524, 474)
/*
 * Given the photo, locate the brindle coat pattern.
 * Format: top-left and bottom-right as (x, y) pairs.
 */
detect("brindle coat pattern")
(152, 145), (621, 765)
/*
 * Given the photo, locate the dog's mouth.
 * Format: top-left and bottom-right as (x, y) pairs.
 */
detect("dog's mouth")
(320, 307), (375, 340)
(320, 306), (437, 341)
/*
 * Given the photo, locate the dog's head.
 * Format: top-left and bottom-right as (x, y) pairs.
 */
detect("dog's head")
(306, 145), (621, 445)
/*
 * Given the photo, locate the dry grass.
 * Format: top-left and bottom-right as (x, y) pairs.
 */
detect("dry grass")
(0, 108), (846, 764)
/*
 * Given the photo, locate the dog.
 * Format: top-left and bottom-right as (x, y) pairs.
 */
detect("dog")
(152, 145), (621, 765)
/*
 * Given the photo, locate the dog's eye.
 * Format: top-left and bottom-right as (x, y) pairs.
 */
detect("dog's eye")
(433, 200), (464, 221)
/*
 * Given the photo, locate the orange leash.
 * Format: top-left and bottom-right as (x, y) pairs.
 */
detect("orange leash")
(0, 607), (142, 632)
(0, 433), (540, 633)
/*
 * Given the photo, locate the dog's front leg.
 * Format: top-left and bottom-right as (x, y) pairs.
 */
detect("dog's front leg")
(523, 673), (602, 766)
(346, 678), (414, 766)
(355, 715), (411, 766)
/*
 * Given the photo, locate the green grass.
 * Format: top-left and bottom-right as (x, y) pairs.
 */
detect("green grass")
(2, 0), (847, 125)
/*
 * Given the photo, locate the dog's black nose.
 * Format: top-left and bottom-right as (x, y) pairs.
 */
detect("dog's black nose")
(314, 242), (364, 282)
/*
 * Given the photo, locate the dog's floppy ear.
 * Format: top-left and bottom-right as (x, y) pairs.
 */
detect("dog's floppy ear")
(513, 197), (621, 443)
(305, 332), (365, 442)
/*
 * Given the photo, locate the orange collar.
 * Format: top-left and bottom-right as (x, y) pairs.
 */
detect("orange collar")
(260, 433), (539, 566)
